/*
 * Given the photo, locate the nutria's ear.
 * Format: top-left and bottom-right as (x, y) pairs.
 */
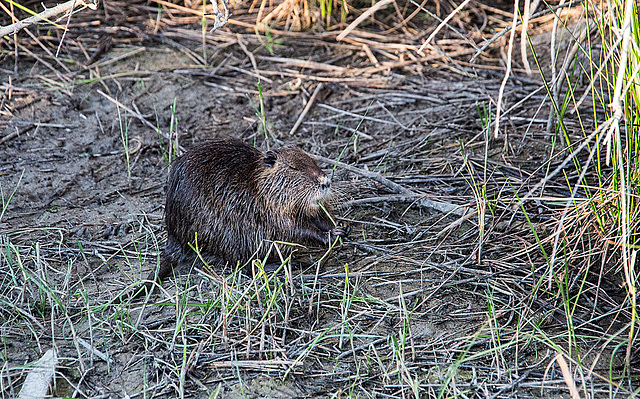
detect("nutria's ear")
(264, 151), (277, 167)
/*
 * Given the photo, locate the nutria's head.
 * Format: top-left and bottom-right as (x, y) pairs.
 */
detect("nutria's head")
(257, 146), (332, 216)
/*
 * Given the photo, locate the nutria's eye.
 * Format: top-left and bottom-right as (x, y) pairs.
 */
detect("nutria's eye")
(264, 151), (277, 167)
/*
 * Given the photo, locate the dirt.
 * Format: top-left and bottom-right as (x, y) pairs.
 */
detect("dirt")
(0, 48), (485, 396)
(1, 8), (636, 398)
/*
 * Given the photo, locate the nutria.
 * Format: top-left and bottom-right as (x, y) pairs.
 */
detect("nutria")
(123, 138), (347, 301)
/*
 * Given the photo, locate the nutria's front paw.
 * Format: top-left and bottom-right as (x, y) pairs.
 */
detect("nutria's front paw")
(330, 224), (350, 240)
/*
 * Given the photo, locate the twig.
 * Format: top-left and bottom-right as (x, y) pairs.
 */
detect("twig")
(339, 195), (423, 208)
(520, 0), (533, 75)
(56, 0), (77, 56)
(0, 0), (96, 38)
(256, 55), (346, 72)
(22, 27), (73, 74)
(417, 0), (472, 55)
(289, 83), (323, 136)
(97, 90), (172, 143)
(86, 46), (145, 70)
(362, 44), (380, 67)
(0, 125), (32, 144)
(408, 0), (480, 51)
(314, 155), (469, 216)
(17, 43), (69, 82)
(226, 65), (273, 83)
(236, 34), (259, 75)
(17, 349), (57, 399)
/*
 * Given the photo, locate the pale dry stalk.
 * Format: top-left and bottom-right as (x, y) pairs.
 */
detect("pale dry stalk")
(494, 0), (519, 138)
(0, 0), (97, 38)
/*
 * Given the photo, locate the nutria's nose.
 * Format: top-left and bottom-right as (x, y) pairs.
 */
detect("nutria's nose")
(319, 175), (331, 190)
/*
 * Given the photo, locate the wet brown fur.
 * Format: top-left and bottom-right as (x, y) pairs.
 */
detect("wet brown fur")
(121, 138), (346, 301)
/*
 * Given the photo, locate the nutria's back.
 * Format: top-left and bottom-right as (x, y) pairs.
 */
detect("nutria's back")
(162, 138), (345, 268)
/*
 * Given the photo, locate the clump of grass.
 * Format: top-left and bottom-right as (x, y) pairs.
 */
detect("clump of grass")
(477, 0), (640, 393)
(541, 0), (640, 368)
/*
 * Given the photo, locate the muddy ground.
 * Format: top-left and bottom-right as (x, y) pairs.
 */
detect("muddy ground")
(1, 3), (637, 398)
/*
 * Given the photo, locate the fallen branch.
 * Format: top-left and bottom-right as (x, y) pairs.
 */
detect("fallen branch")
(0, 0), (97, 38)
(416, 0), (472, 55)
(314, 155), (469, 216)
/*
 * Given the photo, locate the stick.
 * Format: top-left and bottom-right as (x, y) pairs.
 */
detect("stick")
(236, 34), (259, 75)
(0, 125), (31, 144)
(289, 83), (323, 136)
(97, 90), (175, 144)
(314, 155), (469, 216)
(416, 0), (472, 55)
(0, 0), (96, 38)
(520, 0), (533, 75)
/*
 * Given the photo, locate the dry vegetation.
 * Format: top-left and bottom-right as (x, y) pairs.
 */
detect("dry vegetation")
(1, 0), (639, 397)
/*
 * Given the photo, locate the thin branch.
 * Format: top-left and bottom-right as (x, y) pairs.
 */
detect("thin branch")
(520, 0), (533, 75)
(314, 155), (470, 216)
(0, 0), (96, 38)
(417, 0), (472, 55)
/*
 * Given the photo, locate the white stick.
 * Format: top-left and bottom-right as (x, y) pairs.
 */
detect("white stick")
(18, 349), (58, 399)
(416, 0), (471, 55)
(289, 83), (323, 136)
(0, 0), (96, 38)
